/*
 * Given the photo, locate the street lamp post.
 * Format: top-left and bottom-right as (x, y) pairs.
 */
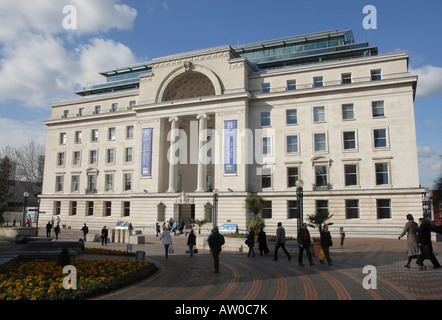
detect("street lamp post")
(22, 192), (29, 227)
(296, 180), (304, 231)
(213, 188), (219, 228)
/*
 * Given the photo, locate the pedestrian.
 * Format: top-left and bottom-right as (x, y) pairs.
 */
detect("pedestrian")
(246, 228), (255, 258)
(156, 222), (161, 237)
(273, 222), (292, 261)
(187, 229), (196, 257)
(257, 227), (269, 256)
(297, 223), (314, 266)
(208, 226), (225, 273)
(50, 217), (54, 227)
(46, 221), (52, 237)
(339, 227), (345, 248)
(101, 226), (109, 246)
(160, 227), (173, 259)
(418, 218), (440, 269)
(54, 224), (61, 240)
(81, 223), (89, 242)
(320, 225), (333, 266)
(12, 216), (16, 227)
(398, 214), (424, 269)
(173, 220), (178, 236)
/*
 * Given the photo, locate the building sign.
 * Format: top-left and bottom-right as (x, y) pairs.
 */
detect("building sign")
(141, 128), (152, 176)
(224, 120), (237, 173)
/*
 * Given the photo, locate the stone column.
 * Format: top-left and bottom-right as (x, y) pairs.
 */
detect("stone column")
(196, 113), (208, 192)
(167, 117), (179, 192)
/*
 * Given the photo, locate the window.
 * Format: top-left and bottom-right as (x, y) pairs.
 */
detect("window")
(287, 200), (298, 219)
(375, 163), (389, 185)
(57, 152), (65, 166)
(315, 166), (328, 187)
(287, 167), (299, 188)
(124, 173), (132, 191)
(341, 73), (352, 84)
(261, 168), (272, 188)
(314, 133), (327, 152)
(75, 131), (82, 143)
(377, 199), (391, 219)
(372, 101), (385, 117)
(94, 105), (101, 114)
(70, 201), (77, 216)
(71, 175), (79, 192)
(55, 176), (63, 192)
(371, 69), (382, 81)
(87, 201), (94, 216)
(345, 200), (359, 219)
(316, 200), (329, 215)
(262, 83), (270, 93)
(287, 80), (297, 91)
(262, 137), (272, 155)
(111, 103), (118, 112)
(262, 201), (272, 219)
(87, 175), (96, 192)
(123, 202), (130, 217)
(59, 133), (66, 145)
(125, 147), (133, 162)
(286, 135), (299, 154)
(129, 100), (136, 107)
(105, 174), (113, 191)
(343, 131), (356, 150)
(314, 76), (323, 87)
(344, 164), (358, 186)
(373, 129), (387, 148)
(78, 108), (85, 116)
(91, 129), (98, 142)
(261, 112), (271, 127)
(342, 104), (354, 120)
(107, 149), (115, 164)
(126, 125), (134, 139)
(89, 150), (97, 164)
(54, 201), (61, 215)
(104, 201), (112, 216)
(313, 106), (325, 123)
(73, 151), (81, 165)
(286, 109), (297, 125)
(108, 127), (116, 140)
(63, 110), (69, 118)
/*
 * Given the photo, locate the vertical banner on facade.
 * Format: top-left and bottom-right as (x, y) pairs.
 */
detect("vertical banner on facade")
(224, 120), (237, 173)
(141, 128), (152, 176)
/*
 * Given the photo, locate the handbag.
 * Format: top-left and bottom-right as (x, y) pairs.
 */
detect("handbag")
(318, 249), (325, 261)
(169, 245), (174, 254)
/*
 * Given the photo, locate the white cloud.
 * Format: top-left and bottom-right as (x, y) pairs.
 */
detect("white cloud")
(410, 65), (442, 99)
(0, 118), (46, 149)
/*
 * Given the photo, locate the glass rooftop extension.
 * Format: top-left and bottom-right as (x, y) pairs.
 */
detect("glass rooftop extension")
(76, 30), (378, 97)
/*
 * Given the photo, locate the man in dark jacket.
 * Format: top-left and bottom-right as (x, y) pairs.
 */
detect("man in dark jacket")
(418, 218), (441, 269)
(298, 223), (314, 266)
(208, 226), (225, 273)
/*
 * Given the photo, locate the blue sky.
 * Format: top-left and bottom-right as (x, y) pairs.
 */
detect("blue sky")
(0, 0), (441, 188)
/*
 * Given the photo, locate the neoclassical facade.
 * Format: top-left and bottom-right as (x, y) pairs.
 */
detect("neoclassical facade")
(40, 30), (424, 237)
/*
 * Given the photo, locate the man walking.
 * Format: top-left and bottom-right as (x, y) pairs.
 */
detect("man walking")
(208, 226), (225, 273)
(81, 223), (89, 242)
(298, 223), (314, 266)
(273, 222), (291, 261)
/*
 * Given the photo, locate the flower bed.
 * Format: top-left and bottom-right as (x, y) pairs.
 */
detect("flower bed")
(82, 247), (136, 256)
(0, 257), (157, 300)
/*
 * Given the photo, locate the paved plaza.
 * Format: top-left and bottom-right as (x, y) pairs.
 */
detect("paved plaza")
(1, 227), (442, 302)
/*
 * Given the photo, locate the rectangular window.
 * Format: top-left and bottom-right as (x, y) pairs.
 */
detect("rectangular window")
(316, 200), (329, 215)
(104, 201), (112, 216)
(55, 176), (63, 192)
(125, 147), (133, 162)
(87, 201), (94, 216)
(70, 201), (77, 216)
(54, 201), (61, 215)
(87, 175), (96, 192)
(59, 133), (66, 145)
(94, 105), (101, 114)
(341, 73), (352, 84)
(63, 110), (69, 118)
(343, 131), (356, 150)
(108, 127), (116, 140)
(261, 112), (271, 127)
(262, 201), (272, 219)
(286, 135), (299, 154)
(372, 101), (385, 117)
(315, 166), (327, 187)
(313, 106), (325, 123)
(342, 104), (354, 120)
(73, 151), (81, 165)
(262, 137), (272, 155)
(287, 167), (299, 188)
(111, 103), (118, 112)
(373, 129), (387, 148)
(262, 83), (270, 93)
(287, 200), (298, 219)
(126, 125), (134, 139)
(371, 69), (382, 81)
(286, 109), (297, 125)
(124, 173), (132, 191)
(314, 76), (323, 88)
(314, 133), (327, 152)
(90, 150), (97, 164)
(107, 149), (115, 164)
(287, 80), (297, 91)
(377, 199), (391, 219)
(105, 174), (113, 191)
(57, 152), (65, 166)
(345, 200), (359, 219)
(344, 164), (358, 186)
(123, 201), (130, 217)
(78, 108), (85, 116)
(375, 163), (389, 185)
(91, 129), (98, 142)
(75, 131), (82, 143)
(261, 169), (272, 188)
(71, 175), (79, 192)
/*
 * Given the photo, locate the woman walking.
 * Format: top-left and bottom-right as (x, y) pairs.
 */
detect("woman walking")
(398, 214), (424, 269)
(246, 228), (255, 258)
(257, 227), (269, 256)
(160, 227), (173, 259)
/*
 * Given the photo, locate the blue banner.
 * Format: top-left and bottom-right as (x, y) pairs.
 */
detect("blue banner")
(141, 128), (152, 176)
(224, 120), (237, 173)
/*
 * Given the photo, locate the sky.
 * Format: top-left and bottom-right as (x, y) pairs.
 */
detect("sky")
(0, 0), (441, 188)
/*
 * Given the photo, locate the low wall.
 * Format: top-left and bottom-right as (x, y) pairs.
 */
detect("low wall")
(0, 227), (37, 237)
